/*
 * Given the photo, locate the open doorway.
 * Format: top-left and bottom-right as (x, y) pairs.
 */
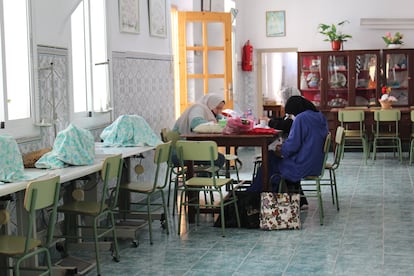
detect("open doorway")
(257, 48), (298, 117)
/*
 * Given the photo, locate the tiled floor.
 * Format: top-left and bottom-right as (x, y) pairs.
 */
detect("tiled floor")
(77, 147), (414, 276)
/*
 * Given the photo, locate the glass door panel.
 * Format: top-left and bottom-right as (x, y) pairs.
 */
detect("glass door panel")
(385, 53), (409, 106)
(178, 12), (233, 112)
(355, 54), (378, 106)
(327, 55), (348, 107)
(299, 54), (322, 107)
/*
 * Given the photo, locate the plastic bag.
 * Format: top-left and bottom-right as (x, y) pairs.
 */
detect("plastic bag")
(222, 117), (253, 134)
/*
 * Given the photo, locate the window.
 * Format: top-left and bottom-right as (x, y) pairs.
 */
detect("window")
(0, 0), (39, 139)
(70, 0), (112, 128)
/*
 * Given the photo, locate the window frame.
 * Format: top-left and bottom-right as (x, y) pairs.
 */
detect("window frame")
(69, 0), (113, 130)
(0, 0), (40, 140)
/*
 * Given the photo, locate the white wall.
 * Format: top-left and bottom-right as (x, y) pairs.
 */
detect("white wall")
(34, 0), (190, 55)
(236, 0), (414, 56)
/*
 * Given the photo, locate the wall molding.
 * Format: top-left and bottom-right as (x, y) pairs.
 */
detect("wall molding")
(360, 18), (414, 29)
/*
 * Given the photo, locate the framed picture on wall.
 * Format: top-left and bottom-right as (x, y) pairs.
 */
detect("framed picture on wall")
(148, 0), (167, 38)
(266, 11), (286, 37)
(119, 0), (140, 34)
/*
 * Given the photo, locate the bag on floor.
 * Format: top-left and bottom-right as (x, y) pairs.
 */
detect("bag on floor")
(259, 192), (301, 230)
(214, 191), (261, 228)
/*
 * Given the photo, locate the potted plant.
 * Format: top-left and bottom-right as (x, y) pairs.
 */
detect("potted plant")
(318, 20), (352, 51)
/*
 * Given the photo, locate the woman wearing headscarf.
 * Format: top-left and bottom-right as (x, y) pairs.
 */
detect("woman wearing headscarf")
(249, 96), (329, 207)
(173, 94), (225, 135)
(172, 93), (226, 167)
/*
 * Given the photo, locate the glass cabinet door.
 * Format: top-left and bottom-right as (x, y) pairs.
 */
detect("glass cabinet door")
(327, 54), (348, 108)
(355, 53), (378, 107)
(299, 54), (322, 107)
(384, 52), (409, 106)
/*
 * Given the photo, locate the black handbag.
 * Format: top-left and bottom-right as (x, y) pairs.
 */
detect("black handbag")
(214, 191), (261, 228)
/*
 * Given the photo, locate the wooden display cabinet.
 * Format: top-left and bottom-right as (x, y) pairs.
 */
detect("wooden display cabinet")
(298, 50), (381, 110)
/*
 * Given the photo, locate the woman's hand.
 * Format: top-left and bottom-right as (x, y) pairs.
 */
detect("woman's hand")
(274, 144), (283, 158)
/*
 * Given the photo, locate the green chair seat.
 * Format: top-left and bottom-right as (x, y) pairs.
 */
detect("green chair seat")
(58, 201), (108, 215)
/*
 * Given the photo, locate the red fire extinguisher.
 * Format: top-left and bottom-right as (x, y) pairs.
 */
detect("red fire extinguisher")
(242, 40), (253, 71)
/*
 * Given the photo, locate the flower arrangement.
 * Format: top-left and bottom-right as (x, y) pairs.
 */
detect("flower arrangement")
(380, 85), (397, 102)
(382, 32), (404, 45)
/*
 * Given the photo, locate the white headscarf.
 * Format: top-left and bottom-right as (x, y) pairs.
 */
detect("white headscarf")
(198, 94), (225, 110)
(174, 94), (225, 135)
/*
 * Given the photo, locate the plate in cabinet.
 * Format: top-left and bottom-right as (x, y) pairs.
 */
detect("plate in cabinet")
(330, 73), (346, 88)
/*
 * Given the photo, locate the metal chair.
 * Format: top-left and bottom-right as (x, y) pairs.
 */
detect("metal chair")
(0, 175), (60, 276)
(322, 126), (345, 210)
(57, 154), (123, 276)
(176, 140), (240, 237)
(338, 109), (369, 163)
(298, 132), (332, 225)
(118, 142), (172, 245)
(372, 109), (402, 162)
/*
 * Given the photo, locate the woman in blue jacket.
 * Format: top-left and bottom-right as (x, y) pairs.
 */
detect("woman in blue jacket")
(250, 96), (329, 206)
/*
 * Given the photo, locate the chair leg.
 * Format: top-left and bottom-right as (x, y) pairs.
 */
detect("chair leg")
(177, 189), (185, 235)
(147, 196), (153, 245)
(398, 138), (402, 163)
(172, 175), (180, 216)
(410, 139), (414, 165)
(232, 190), (241, 228)
(332, 170), (339, 211)
(316, 180), (324, 225)
(160, 190), (169, 235)
(219, 191), (226, 237)
(167, 169), (174, 211)
(110, 212), (120, 261)
(93, 217), (101, 276)
(372, 138), (377, 161)
(329, 169), (335, 205)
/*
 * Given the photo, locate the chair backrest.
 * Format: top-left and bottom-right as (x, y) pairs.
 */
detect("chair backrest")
(332, 126), (345, 168)
(175, 140), (219, 183)
(338, 109), (365, 123)
(374, 109), (401, 122)
(410, 110), (414, 122)
(151, 141), (172, 190)
(318, 132), (332, 178)
(161, 127), (180, 147)
(176, 140), (218, 163)
(374, 109), (401, 136)
(338, 110), (365, 135)
(100, 154), (123, 211)
(23, 175), (60, 251)
(344, 106), (368, 110)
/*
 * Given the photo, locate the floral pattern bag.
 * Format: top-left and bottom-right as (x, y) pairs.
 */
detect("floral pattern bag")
(259, 192), (301, 230)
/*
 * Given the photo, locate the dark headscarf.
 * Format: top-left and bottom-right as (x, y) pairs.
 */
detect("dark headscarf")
(284, 96), (318, 116)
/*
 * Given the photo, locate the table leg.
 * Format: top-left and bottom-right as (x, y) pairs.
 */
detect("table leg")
(261, 143), (270, 191)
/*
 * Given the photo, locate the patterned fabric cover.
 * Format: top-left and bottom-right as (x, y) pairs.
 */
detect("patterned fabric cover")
(260, 192), (301, 230)
(0, 134), (25, 182)
(35, 124), (95, 169)
(100, 115), (162, 147)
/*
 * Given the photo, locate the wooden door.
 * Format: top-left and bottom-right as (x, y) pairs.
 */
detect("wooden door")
(177, 11), (233, 113)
